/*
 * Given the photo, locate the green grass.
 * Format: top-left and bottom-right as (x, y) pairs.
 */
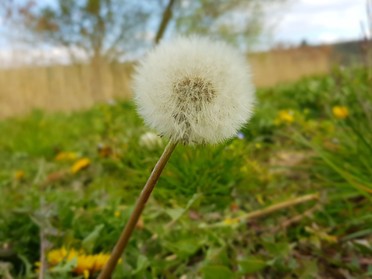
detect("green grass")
(0, 67), (371, 278)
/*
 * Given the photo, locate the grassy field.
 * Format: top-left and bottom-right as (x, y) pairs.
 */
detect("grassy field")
(0, 67), (371, 278)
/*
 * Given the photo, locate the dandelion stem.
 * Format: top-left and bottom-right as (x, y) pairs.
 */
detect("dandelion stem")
(98, 140), (177, 279)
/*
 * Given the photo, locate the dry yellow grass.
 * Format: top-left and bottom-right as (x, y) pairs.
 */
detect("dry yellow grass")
(0, 45), (335, 118)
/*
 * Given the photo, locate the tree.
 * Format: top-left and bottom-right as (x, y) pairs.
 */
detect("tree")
(4, 0), (284, 99)
(172, 0), (278, 50)
(6, 0), (153, 62)
(7, 0), (285, 60)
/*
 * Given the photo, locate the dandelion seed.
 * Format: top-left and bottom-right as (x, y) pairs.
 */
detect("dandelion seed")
(133, 36), (255, 144)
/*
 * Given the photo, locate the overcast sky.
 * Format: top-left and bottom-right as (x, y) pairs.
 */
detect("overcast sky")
(274, 0), (368, 45)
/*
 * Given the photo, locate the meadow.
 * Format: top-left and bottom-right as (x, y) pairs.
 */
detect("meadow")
(0, 65), (371, 278)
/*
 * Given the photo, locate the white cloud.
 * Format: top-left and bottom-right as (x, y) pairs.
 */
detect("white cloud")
(317, 32), (341, 43)
(275, 0), (367, 44)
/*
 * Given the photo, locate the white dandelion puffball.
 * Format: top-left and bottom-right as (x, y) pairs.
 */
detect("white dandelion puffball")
(133, 36), (255, 144)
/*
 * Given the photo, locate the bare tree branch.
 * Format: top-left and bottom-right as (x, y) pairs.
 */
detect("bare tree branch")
(154, 0), (176, 44)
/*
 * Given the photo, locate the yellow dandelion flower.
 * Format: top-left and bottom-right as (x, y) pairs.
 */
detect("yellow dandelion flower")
(91, 253), (110, 273)
(71, 158), (91, 174)
(114, 210), (121, 218)
(332, 106), (349, 119)
(14, 170), (25, 181)
(55, 152), (78, 161)
(275, 110), (294, 125)
(223, 217), (240, 226)
(73, 255), (95, 277)
(42, 248), (114, 278)
(47, 247), (78, 266)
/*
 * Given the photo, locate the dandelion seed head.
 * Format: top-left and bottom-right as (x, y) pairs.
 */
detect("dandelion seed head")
(133, 36), (255, 144)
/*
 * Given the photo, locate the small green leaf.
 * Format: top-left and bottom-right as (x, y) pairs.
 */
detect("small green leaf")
(132, 255), (150, 275)
(82, 224), (104, 253)
(299, 259), (318, 278)
(205, 247), (230, 266)
(166, 238), (201, 257)
(50, 257), (77, 273)
(18, 254), (33, 278)
(202, 265), (235, 279)
(238, 257), (266, 274)
(264, 241), (292, 258)
(166, 208), (184, 220)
